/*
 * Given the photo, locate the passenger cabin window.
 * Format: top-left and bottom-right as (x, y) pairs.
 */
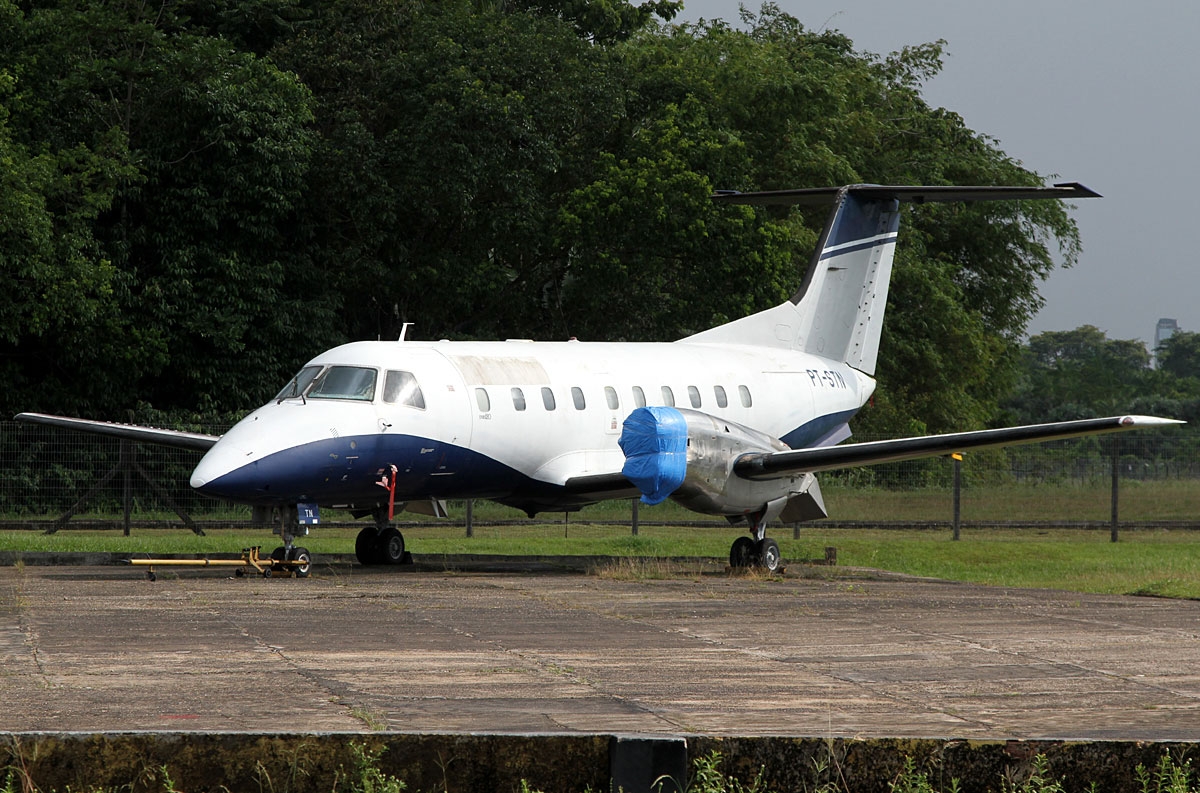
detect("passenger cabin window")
(688, 385), (701, 408)
(661, 386), (675, 407)
(275, 365), (322, 401)
(511, 387), (527, 411)
(308, 366), (377, 401)
(383, 370), (425, 409)
(632, 386), (646, 408)
(541, 387), (556, 410)
(739, 385), (753, 408)
(571, 387), (586, 410)
(604, 386), (619, 410)
(475, 388), (491, 412)
(714, 385), (728, 408)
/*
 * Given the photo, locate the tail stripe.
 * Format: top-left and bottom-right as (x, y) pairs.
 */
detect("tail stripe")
(818, 232), (898, 259)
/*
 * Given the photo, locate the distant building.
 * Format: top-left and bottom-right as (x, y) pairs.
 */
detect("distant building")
(1153, 318), (1179, 367)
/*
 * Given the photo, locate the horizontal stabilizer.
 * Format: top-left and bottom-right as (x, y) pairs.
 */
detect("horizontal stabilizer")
(690, 182), (1100, 376)
(14, 412), (220, 451)
(734, 415), (1183, 480)
(712, 182), (1101, 206)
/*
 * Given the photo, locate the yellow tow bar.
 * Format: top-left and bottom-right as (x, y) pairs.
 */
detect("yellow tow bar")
(130, 546), (312, 581)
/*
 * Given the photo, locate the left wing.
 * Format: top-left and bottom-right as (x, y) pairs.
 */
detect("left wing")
(14, 413), (221, 451)
(734, 415), (1183, 480)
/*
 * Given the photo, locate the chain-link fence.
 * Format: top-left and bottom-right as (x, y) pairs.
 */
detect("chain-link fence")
(2, 421), (1197, 526)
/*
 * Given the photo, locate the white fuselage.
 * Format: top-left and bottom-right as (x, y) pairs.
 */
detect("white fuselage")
(189, 338), (873, 514)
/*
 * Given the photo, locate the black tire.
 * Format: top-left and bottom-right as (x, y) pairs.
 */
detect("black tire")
(730, 536), (756, 568)
(758, 537), (781, 572)
(291, 547), (312, 578)
(355, 527), (380, 566)
(378, 527), (406, 565)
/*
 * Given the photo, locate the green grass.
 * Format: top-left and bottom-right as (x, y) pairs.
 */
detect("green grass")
(3, 521), (1200, 598)
(2, 480), (1198, 597)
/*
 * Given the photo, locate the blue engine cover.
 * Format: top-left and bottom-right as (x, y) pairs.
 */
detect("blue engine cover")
(618, 406), (688, 505)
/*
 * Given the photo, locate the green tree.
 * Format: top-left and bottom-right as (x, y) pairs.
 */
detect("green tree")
(272, 0), (627, 342)
(1004, 326), (1152, 421)
(617, 5), (1083, 434)
(496, 0), (682, 44)
(5, 0), (322, 416)
(1157, 330), (1200, 381)
(555, 97), (797, 340)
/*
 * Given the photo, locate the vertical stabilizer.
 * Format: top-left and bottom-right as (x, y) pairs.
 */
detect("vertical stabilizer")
(681, 186), (899, 376)
(683, 182), (1100, 377)
(793, 188), (899, 374)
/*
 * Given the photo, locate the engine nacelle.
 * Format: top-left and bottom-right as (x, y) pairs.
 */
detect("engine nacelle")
(619, 407), (826, 520)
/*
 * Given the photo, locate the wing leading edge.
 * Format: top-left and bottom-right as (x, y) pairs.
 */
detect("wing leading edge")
(14, 413), (220, 452)
(734, 415), (1184, 480)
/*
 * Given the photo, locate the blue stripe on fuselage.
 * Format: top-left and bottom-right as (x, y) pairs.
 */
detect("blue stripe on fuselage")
(194, 433), (530, 507)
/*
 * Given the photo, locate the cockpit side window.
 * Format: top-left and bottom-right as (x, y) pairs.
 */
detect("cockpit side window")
(383, 370), (426, 409)
(275, 365), (323, 401)
(308, 366), (378, 401)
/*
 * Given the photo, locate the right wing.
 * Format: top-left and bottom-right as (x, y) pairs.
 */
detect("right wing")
(14, 413), (220, 452)
(734, 415), (1183, 480)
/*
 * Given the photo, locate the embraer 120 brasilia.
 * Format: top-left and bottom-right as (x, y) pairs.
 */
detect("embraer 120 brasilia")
(17, 183), (1183, 573)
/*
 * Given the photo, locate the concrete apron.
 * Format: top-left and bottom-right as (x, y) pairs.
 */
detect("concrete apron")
(5, 562), (1200, 791)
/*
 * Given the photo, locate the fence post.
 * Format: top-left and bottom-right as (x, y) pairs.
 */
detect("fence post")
(122, 441), (133, 536)
(631, 499), (639, 536)
(1111, 438), (1120, 543)
(952, 455), (962, 541)
(465, 499), (474, 537)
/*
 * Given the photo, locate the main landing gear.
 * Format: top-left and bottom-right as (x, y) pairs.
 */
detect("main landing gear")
(728, 507), (782, 573)
(355, 508), (412, 566)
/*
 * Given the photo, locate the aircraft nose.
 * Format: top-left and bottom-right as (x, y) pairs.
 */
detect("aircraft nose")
(190, 438), (250, 493)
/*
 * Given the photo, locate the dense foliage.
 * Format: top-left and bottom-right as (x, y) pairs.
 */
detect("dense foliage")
(3, 0), (1086, 436)
(1004, 326), (1200, 425)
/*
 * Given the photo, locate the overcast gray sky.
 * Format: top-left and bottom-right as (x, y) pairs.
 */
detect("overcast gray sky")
(675, 0), (1198, 346)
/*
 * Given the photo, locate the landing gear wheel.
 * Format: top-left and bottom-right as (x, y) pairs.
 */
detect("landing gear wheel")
(356, 527), (381, 566)
(378, 527), (406, 565)
(730, 536), (756, 568)
(291, 547), (312, 578)
(757, 537), (781, 572)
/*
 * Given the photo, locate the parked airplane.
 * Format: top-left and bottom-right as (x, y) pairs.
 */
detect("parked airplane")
(17, 183), (1182, 573)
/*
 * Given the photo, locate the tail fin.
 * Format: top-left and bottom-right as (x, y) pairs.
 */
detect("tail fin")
(683, 183), (1099, 376)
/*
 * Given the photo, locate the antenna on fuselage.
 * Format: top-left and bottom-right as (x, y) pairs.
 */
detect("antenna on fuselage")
(398, 322), (414, 342)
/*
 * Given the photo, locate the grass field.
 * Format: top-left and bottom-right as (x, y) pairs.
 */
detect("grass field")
(3, 480), (1197, 595)
(3, 519), (1200, 598)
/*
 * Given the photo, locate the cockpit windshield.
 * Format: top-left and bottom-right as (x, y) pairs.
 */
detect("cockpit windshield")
(307, 366), (378, 401)
(274, 365), (323, 401)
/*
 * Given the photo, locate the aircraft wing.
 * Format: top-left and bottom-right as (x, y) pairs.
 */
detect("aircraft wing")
(14, 412), (220, 452)
(734, 415), (1183, 480)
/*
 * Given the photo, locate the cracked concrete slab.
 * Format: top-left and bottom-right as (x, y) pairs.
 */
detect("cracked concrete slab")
(1, 562), (1199, 739)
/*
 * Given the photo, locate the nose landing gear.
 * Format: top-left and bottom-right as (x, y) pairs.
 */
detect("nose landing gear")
(271, 505), (312, 577)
